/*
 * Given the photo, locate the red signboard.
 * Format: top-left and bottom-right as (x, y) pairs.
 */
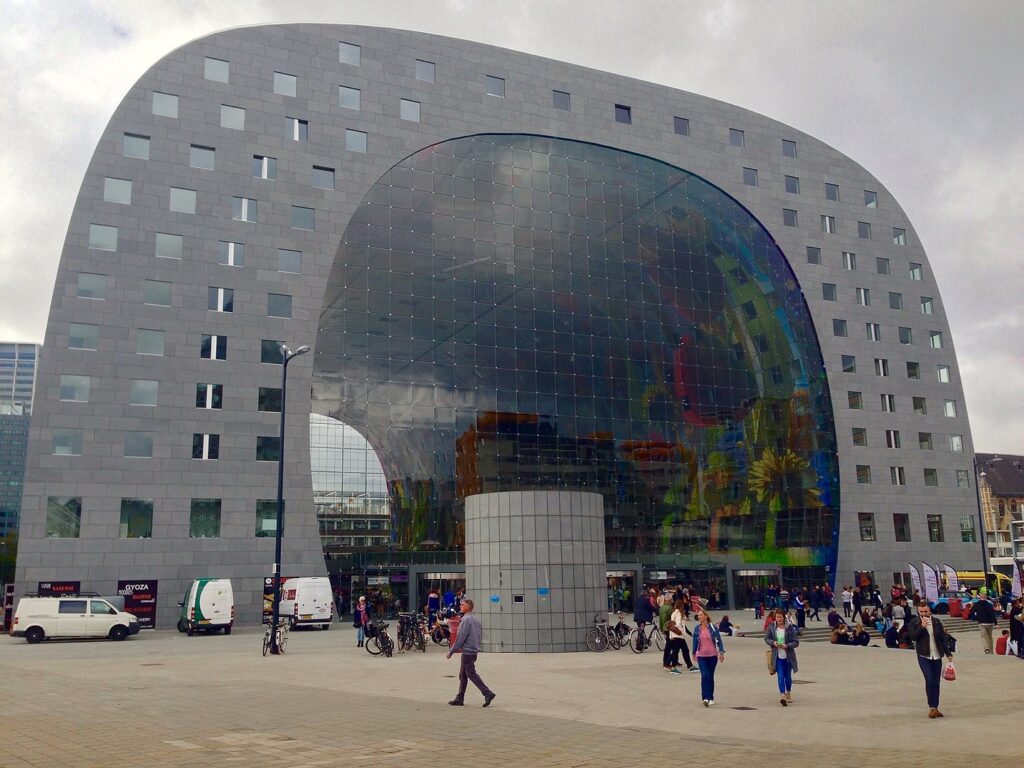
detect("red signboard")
(37, 581), (80, 597)
(117, 580), (158, 630)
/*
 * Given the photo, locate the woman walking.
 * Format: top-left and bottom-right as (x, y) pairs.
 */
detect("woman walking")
(353, 595), (369, 647)
(691, 609), (726, 706)
(905, 602), (954, 718)
(765, 609), (800, 705)
(664, 599), (696, 673)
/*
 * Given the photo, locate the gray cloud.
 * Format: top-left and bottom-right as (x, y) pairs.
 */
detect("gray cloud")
(1, 0), (1020, 450)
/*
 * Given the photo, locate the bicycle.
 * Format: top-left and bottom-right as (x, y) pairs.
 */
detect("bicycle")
(628, 621), (666, 653)
(365, 619), (393, 657)
(586, 613), (622, 652)
(396, 613), (426, 653)
(262, 619), (289, 656)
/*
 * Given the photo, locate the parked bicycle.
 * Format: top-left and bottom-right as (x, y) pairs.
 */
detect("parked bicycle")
(628, 620), (665, 653)
(261, 619), (289, 656)
(586, 613), (623, 652)
(430, 606), (458, 646)
(364, 618), (393, 657)
(397, 613), (427, 653)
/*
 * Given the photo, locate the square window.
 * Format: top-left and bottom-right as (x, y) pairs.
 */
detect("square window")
(874, 358), (890, 377)
(881, 393), (896, 412)
(123, 133), (149, 159)
(76, 272), (106, 300)
(843, 252), (857, 270)
(203, 56), (229, 81)
(822, 283), (837, 301)
(256, 436), (281, 461)
(273, 71), (297, 96)
(59, 374), (90, 402)
(825, 183), (840, 201)
(909, 262), (923, 280)
(136, 329), (165, 356)
(918, 432), (933, 450)
(856, 465), (872, 484)
(267, 293), (292, 318)
(220, 104), (245, 129)
(866, 323), (881, 341)
(552, 90), (570, 110)
(189, 144), (215, 170)
(889, 292), (903, 310)
(848, 391), (863, 409)
(959, 514), (976, 542)
(956, 470), (970, 489)
(937, 364), (951, 383)
(152, 91), (178, 118)
(345, 129), (367, 153)
(885, 429), (901, 448)
(189, 499), (221, 538)
(195, 383), (223, 409)
(782, 139), (797, 157)
(485, 75), (505, 97)
(312, 165), (335, 190)
(852, 428), (867, 446)
(68, 323), (98, 350)
(256, 500), (280, 537)
(192, 433), (220, 460)
(103, 177), (131, 204)
(208, 287), (234, 313)
(232, 197), (257, 222)
(890, 466), (906, 486)
(291, 205), (315, 230)
(339, 86), (360, 110)
(913, 397), (927, 415)
(785, 175), (800, 194)
(929, 330), (944, 349)
(943, 400), (957, 418)
(614, 104), (632, 124)
(864, 190), (878, 208)
(858, 513), (876, 541)
(154, 232), (182, 259)
(924, 469), (939, 488)
(893, 227), (907, 245)
(841, 354), (857, 373)
(258, 387), (282, 412)
(894, 513), (911, 542)
(833, 318), (847, 337)
(729, 128), (745, 147)
(898, 326), (913, 345)
(742, 167), (758, 186)
(821, 215), (836, 234)
(876, 257), (890, 275)
(858, 221), (872, 239)
(286, 116), (309, 141)
(200, 334), (227, 360)
(783, 209), (798, 227)
(416, 59), (435, 82)
(806, 246), (821, 264)
(46, 496), (82, 537)
(89, 224), (118, 251)
(217, 241), (243, 267)
(261, 339), (284, 364)
(278, 248), (302, 273)
(119, 498), (153, 538)
(921, 297), (934, 315)
(144, 280), (171, 306)
(949, 434), (963, 452)
(169, 187), (196, 214)
(673, 116), (690, 136)
(124, 432), (153, 459)
(339, 41), (361, 65)
(252, 155), (277, 180)
(52, 428), (83, 456)
(906, 361), (920, 379)
(129, 379), (158, 406)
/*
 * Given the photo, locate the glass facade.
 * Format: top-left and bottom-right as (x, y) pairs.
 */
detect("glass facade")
(314, 134), (839, 573)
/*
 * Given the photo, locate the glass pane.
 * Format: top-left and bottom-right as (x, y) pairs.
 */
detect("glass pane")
(274, 71), (297, 96)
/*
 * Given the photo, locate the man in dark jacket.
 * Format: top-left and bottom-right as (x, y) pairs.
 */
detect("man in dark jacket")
(968, 593), (998, 654)
(905, 603), (954, 718)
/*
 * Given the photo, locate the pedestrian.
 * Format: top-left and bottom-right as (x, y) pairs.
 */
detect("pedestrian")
(1009, 599), (1024, 659)
(446, 598), (496, 707)
(751, 586), (763, 620)
(794, 591), (806, 630)
(664, 599), (695, 673)
(851, 587), (862, 619)
(904, 602), (954, 718)
(779, 587), (790, 614)
(765, 609), (800, 706)
(353, 595), (369, 647)
(691, 608), (726, 706)
(809, 587), (822, 621)
(967, 590), (998, 654)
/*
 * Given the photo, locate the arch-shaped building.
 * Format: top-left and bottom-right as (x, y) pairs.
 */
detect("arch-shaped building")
(16, 25), (979, 628)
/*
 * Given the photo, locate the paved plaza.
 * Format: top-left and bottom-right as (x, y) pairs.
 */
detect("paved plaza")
(1, 617), (1022, 768)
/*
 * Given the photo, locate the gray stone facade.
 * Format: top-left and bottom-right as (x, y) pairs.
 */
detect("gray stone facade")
(466, 491), (606, 652)
(17, 24), (979, 627)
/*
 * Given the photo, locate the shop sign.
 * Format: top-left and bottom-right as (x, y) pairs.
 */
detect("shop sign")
(117, 580), (158, 629)
(37, 581), (80, 597)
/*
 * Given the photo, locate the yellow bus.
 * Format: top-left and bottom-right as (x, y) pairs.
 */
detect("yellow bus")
(955, 571), (1012, 595)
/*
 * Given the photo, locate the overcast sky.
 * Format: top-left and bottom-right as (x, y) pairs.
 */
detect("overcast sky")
(1, 0), (1020, 452)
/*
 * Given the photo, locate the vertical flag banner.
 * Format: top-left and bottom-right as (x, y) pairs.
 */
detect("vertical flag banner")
(1013, 561), (1022, 599)
(921, 563), (939, 602)
(942, 564), (959, 591)
(908, 563), (922, 596)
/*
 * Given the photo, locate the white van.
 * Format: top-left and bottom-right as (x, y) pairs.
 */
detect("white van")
(177, 578), (234, 635)
(278, 577), (333, 629)
(11, 597), (140, 644)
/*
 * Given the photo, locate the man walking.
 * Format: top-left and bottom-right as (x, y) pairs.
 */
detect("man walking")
(447, 598), (496, 707)
(968, 590), (998, 654)
(905, 603), (954, 718)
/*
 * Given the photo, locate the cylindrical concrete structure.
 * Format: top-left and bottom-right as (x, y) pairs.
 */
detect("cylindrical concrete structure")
(465, 491), (606, 652)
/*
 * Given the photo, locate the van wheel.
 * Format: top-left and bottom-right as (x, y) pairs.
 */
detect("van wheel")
(323, 623), (331, 631)
(177, 618), (188, 633)
(223, 625), (232, 635)
(25, 627), (44, 644)
(109, 625), (128, 641)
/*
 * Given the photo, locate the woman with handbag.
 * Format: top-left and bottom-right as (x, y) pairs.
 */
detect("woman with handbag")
(353, 595), (370, 647)
(664, 599), (696, 673)
(691, 609), (726, 706)
(764, 609), (800, 705)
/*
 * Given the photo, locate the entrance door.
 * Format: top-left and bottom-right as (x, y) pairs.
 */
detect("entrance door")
(731, 570), (779, 609)
(606, 572), (636, 614)
(418, 574), (466, 614)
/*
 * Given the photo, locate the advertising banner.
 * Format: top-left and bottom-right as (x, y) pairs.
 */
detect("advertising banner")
(37, 581), (80, 597)
(262, 576), (294, 623)
(942, 564), (959, 591)
(921, 563), (940, 602)
(1013, 561), (1022, 599)
(117, 580), (158, 629)
(907, 564), (922, 596)
(3, 584), (14, 633)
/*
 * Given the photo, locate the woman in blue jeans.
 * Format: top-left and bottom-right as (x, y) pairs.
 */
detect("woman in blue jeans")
(691, 609), (726, 706)
(765, 609), (800, 705)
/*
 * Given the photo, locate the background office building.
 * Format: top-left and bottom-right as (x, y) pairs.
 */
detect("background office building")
(0, 342), (39, 537)
(976, 453), (1024, 573)
(16, 25), (981, 628)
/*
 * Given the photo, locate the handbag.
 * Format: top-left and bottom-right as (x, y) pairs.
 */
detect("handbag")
(666, 620), (683, 636)
(766, 648), (776, 675)
(943, 661), (956, 681)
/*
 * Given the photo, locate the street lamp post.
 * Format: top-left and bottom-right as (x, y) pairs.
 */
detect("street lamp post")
(269, 343), (310, 655)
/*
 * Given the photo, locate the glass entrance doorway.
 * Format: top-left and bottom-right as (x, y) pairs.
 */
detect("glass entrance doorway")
(732, 569), (780, 609)
(606, 572), (636, 613)
(418, 573), (465, 614)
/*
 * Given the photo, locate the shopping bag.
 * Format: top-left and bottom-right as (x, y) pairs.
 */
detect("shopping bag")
(766, 648), (775, 675)
(943, 661), (957, 681)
